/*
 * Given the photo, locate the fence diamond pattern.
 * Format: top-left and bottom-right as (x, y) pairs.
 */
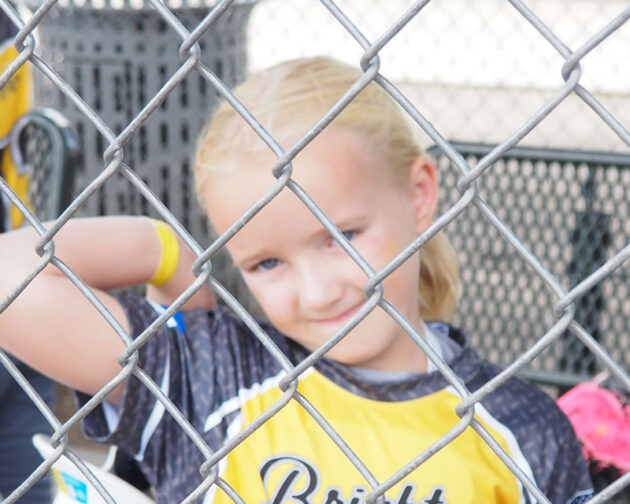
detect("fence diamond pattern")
(0, 1), (629, 503)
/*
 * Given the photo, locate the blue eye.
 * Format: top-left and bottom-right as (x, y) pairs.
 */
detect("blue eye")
(330, 230), (355, 248)
(256, 258), (280, 271)
(341, 230), (355, 241)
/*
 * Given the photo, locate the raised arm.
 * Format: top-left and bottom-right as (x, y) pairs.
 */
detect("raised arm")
(0, 216), (214, 400)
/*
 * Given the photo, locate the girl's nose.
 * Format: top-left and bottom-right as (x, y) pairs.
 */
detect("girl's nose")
(297, 258), (346, 312)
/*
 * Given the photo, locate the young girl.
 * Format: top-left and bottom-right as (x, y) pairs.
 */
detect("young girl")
(0, 57), (592, 504)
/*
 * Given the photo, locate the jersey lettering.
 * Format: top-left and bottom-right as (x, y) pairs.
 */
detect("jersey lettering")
(259, 455), (448, 504)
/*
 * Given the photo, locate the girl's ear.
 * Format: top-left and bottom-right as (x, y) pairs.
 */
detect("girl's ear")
(409, 155), (439, 234)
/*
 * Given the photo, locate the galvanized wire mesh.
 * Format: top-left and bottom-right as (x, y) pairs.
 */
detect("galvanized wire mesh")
(247, 0), (630, 153)
(430, 142), (630, 387)
(13, 108), (80, 220)
(0, 1), (629, 504)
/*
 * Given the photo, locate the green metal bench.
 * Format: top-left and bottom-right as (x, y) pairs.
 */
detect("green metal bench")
(8, 107), (80, 221)
(428, 142), (629, 388)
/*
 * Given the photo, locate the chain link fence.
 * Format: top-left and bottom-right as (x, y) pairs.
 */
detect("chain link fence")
(0, 0), (629, 503)
(430, 142), (630, 387)
(248, 0), (630, 153)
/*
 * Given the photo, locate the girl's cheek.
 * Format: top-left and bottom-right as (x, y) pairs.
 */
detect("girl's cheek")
(382, 237), (403, 262)
(241, 278), (271, 312)
(251, 281), (295, 321)
(360, 234), (399, 271)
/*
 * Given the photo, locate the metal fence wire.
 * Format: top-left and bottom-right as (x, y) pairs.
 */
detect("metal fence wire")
(0, 1), (629, 504)
(430, 142), (630, 388)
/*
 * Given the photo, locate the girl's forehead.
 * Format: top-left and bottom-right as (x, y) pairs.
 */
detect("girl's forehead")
(202, 128), (398, 234)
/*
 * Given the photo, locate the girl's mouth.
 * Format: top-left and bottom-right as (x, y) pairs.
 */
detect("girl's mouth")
(314, 303), (364, 326)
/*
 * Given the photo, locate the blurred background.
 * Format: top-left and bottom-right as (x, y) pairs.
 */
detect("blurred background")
(248, 0), (630, 152)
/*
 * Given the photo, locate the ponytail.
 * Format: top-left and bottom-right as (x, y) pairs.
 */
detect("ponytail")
(418, 231), (460, 323)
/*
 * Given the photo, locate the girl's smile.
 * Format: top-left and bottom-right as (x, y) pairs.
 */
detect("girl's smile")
(202, 126), (439, 373)
(312, 302), (364, 326)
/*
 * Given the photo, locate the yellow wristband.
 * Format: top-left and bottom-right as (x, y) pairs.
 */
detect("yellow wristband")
(149, 220), (180, 286)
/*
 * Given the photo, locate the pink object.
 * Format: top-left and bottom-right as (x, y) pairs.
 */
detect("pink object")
(557, 382), (630, 473)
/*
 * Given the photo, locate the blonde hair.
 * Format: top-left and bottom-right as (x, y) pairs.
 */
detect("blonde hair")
(195, 56), (459, 322)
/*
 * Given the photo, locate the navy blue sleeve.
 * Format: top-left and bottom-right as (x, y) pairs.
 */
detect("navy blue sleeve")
(75, 293), (290, 502)
(470, 363), (593, 504)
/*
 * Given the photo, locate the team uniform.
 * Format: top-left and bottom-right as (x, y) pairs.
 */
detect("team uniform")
(78, 294), (593, 504)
